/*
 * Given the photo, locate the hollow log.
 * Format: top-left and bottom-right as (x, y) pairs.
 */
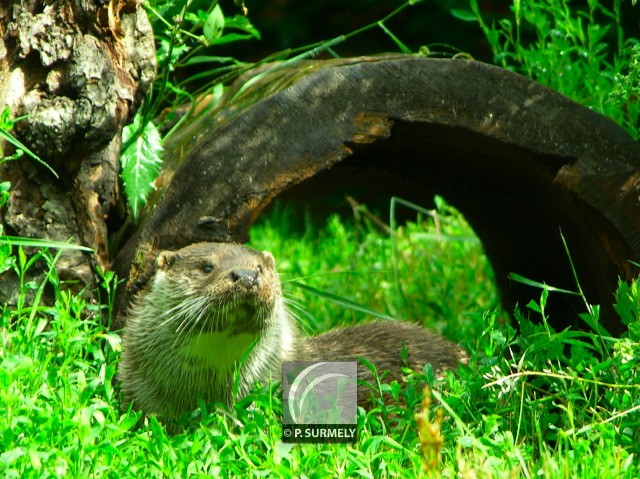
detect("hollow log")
(114, 55), (640, 335)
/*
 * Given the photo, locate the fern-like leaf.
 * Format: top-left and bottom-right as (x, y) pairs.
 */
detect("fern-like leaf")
(120, 115), (163, 221)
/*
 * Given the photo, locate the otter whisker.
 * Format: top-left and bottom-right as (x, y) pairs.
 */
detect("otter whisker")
(172, 297), (210, 349)
(174, 297), (205, 334)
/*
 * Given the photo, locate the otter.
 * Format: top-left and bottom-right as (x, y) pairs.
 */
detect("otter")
(118, 242), (468, 417)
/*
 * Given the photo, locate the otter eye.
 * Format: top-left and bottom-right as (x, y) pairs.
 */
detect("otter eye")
(257, 264), (263, 273)
(202, 262), (214, 274)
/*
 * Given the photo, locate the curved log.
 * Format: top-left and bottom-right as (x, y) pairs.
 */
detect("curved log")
(114, 55), (640, 334)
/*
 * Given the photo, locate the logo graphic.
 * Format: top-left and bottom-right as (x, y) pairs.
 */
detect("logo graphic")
(282, 361), (358, 443)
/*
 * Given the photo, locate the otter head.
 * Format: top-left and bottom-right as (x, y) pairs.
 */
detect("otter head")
(120, 243), (289, 414)
(152, 242), (281, 336)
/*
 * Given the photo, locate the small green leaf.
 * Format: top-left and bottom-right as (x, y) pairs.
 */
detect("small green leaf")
(179, 55), (243, 67)
(120, 116), (164, 221)
(204, 5), (225, 43)
(451, 9), (477, 22)
(224, 15), (261, 39)
(490, 329), (507, 346)
(0, 181), (10, 209)
(527, 299), (542, 314)
(206, 32), (256, 47)
(0, 106), (14, 130)
(157, 39), (189, 67)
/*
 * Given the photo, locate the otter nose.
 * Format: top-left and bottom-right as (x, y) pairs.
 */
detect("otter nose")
(230, 268), (260, 288)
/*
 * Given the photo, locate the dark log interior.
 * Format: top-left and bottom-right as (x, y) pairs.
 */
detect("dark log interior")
(266, 122), (633, 333)
(113, 56), (640, 334)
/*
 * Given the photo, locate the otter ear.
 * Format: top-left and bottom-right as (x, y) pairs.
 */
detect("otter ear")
(156, 251), (176, 270)
(261, 251), (275, 269)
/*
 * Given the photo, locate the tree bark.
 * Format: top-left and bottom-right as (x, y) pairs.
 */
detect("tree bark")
(113, 56), (640, 335)
(0, 0), (155, 304)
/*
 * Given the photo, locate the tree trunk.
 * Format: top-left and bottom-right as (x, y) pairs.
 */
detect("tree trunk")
(113, 56), (640, 335)
(0, 0), (155, 304)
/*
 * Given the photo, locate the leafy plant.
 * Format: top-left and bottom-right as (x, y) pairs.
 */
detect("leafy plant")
(614, 275), (640, 341)
(117, 0), (433, 219)
(118, 1), (261, 222)
(120, 114), (164, 221)
(609, 43), (640, 134)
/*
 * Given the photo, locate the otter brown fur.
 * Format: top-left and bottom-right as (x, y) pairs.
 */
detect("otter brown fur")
(303, 320), (468, 404)
(118, 242), (467, 417)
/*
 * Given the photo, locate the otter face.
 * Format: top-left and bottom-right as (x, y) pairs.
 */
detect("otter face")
(153, 242), (281, 336)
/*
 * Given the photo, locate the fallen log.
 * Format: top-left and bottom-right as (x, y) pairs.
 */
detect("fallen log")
(113, 55), (640, 335)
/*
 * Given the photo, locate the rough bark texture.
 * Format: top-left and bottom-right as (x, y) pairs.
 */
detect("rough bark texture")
(0, 0), (155, 304)
(114, 56), (640, 335)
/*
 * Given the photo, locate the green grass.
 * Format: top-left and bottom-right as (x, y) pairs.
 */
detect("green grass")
(248, 198), (499, 343)
(2, 199), (639, 478)
(463, 0), (640, 140)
